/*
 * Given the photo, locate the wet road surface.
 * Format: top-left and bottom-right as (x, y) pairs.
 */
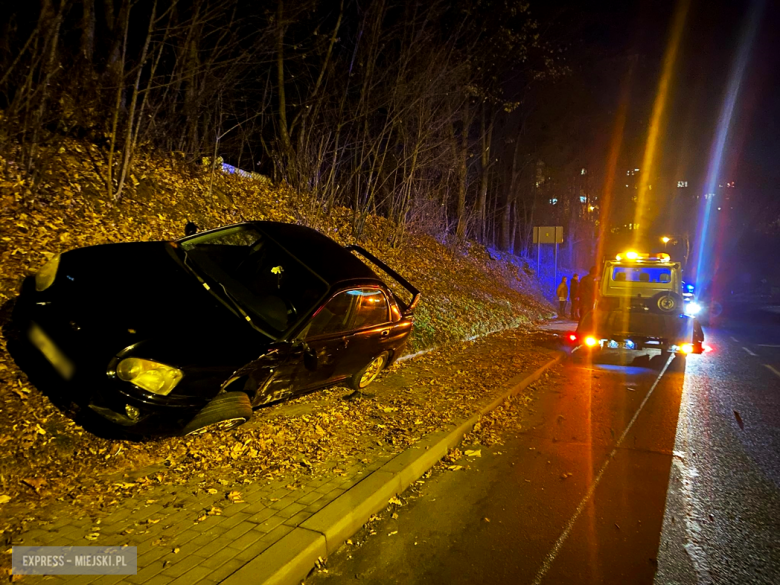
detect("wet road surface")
(307, 308), (780, 585)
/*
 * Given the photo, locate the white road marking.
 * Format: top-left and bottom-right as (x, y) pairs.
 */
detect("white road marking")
(742, 347), (758, 356)
(764, 364), (780, 378)
(757, 344), (780, 348)
(530, 355), (674, 585)
(731, 336), (740, 342)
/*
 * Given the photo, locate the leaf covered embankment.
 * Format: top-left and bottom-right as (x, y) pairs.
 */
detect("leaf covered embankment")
(0, 139), (553, 516)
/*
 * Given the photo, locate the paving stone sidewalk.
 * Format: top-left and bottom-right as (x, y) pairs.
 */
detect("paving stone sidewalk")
(7, 328), (559, 584)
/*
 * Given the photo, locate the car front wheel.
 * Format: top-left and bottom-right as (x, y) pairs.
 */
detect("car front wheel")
(182, 392), (252, 436)
(350, 352), (389, 391)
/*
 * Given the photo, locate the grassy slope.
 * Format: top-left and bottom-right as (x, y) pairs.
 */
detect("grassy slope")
(0, 138), (554, 508)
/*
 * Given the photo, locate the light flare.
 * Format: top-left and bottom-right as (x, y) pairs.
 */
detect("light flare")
(631, 0), (691, 248)
(692, 0), (764, 287)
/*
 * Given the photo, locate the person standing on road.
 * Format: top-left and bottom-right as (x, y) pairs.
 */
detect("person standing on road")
(569, 274), (580, 320)
(556, 277), (568, 318)
(578, 266), (598, 321)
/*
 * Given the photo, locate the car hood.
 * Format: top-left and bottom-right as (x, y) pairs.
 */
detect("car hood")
(54, 242), (263, 357)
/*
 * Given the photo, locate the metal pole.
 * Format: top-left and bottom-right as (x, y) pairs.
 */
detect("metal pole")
(554, 242), (558, 287)
(537, 241), (541, 277)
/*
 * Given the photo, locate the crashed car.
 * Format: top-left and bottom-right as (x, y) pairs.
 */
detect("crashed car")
(13, 222), (420, 435)
(575, 251), (704, 355)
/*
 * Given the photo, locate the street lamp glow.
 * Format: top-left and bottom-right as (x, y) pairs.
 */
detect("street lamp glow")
(661, 236), (671, 244)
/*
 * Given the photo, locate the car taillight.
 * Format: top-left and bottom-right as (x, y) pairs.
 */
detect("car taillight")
(568, 334), (577, 342)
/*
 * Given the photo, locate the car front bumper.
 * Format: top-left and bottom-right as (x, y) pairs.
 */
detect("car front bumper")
(14, 278), (206, 434)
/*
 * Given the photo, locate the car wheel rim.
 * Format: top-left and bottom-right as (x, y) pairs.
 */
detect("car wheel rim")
(659, 296), (675, 311)
(359, 355), (385, 388)
(186, 417), (247, 436)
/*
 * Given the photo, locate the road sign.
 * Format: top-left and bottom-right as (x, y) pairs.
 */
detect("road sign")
(533, 226), (564, 285)
(533, 226), (564, 244)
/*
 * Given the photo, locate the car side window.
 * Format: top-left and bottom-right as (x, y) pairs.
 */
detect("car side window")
(305, 291), (353, 338)
(352, 288), (389, 330)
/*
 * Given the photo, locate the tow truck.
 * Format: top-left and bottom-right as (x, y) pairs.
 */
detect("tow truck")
(575, 251), (704, 355)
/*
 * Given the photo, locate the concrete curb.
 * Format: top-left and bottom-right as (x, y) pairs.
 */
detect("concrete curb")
(221, 352), (563, 585)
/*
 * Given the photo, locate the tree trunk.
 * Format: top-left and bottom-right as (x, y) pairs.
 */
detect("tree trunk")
(80, 0), (95, 63)
(276, 0), (293, 169)
(455, 99), (470, 240)
(476, 104), (494, 243)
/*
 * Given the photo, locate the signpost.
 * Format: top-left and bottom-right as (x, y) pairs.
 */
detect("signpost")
(532, 226), (564, 285)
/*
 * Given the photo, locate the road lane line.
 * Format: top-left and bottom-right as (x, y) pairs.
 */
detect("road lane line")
(731, 336), (740, 342)
(765, 364), (780, 378)
(757, 344), (780, 348)
(742, 347), (758, 356)
(530, 355), (674, 585)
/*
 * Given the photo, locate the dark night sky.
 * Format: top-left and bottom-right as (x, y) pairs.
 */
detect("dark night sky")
(538, 0), (779, 202)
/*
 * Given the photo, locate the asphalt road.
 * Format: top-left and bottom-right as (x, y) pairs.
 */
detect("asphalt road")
(307, 308), (780, 585)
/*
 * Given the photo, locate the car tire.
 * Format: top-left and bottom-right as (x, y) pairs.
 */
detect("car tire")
(350, 352), (389, 391)
(182, 392), (252, 436)
(650, 291), (683, 314)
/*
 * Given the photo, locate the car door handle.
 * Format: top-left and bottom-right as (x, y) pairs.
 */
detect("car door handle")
(381, 330), (389, 337)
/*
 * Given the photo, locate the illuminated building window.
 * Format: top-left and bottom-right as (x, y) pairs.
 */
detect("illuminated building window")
(580, 195), (587, 203)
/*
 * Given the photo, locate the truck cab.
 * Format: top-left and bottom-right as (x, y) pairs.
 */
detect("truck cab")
(576, 252), (704, 354)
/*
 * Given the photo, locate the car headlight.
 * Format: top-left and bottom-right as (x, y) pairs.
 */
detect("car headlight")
(35, 254), (60, 291)
(116, 358), (183, 395)
(684, 302), (701, 316)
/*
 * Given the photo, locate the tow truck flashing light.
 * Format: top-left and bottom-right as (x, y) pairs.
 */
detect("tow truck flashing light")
(615, 251), (670, 263)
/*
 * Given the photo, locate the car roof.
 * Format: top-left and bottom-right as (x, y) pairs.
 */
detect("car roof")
(252, 221), (381, 286)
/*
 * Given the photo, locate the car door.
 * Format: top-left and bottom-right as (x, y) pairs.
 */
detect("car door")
(335, 287), (395, 379)
(296, 289), (358, 390)
(248, 290), (355, 404)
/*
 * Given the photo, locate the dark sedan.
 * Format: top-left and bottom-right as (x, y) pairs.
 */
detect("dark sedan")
(13, 222), (420, 436)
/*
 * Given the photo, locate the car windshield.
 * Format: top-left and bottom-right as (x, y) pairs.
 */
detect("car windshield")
(611, 266), (672, 284)
(179, 225), (328, 335)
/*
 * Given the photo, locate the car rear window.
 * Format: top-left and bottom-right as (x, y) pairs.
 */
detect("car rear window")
(611, 266), (672, 284)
